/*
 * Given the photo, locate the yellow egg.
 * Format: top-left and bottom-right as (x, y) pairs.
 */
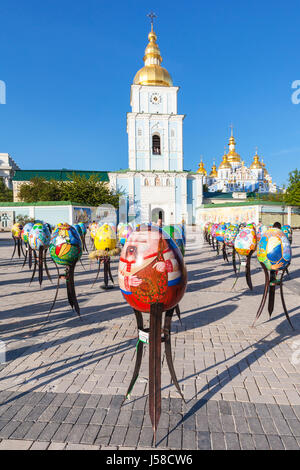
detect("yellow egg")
(94, 224), (116, 250)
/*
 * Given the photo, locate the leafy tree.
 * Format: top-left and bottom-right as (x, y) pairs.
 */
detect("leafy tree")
(0, 179), (13, 202)
(18, 177), (61, 202)
(18, 173), (122, 208)
(284, 169), (300, 206)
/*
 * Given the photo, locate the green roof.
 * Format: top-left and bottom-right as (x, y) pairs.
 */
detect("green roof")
(0, 201), (91, 207)
(13, 170), (109, 182)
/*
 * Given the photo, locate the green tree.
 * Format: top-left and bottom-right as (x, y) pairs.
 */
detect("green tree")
(284, 169), (300, 205)
(18, 174), (122, 208)
(0, 179), (13, 202)
(18, 177), (61, 202)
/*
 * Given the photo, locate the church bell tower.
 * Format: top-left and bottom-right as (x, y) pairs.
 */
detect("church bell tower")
(127, 17), (185, 172)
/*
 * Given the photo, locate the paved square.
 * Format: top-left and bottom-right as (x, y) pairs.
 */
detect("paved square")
(0, 229), (299, 449)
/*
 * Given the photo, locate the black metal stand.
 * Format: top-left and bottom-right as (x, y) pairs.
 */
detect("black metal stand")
(211, 236), (215, 251)
(22, 243), (33, 270)
(252, 263), (294, 330)
(11, 236), (24, 260)
(92, 255), (114, 290)
(82, 234), (89, 253)
(29, 247), (52, 286)
(231, 250), (254, 291)
(124, 303), (184, 446)
(48, 262), (80, 319)
(222, 243), (229, 263)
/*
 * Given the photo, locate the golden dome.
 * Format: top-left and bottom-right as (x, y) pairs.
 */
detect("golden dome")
(219, 151), (231, 170)
(133, 26), (173, 87)
(209, 163), (218, 178)
(197, 160), (207, 175)
(227, 133), (241, 163)
(250, 150), (263, 170)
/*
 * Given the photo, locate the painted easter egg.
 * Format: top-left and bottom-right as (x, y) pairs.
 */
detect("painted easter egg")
(73, 224), (83, 237)
(21, 223), (34, 244)
(90, 223), (98, 240)
(281, 225), (293, 243)
(28, 223), (51, 250)
(118, 224), (187, 313)
(11, 223), (23, 239)
(49, 223), (82, 266)
(94, 223), (117, 251)
(224, 224), (239, 247)
(118, 223), (132, 247)
(163, 225), (185, 256)
(210, 224), (219, 239)
(257, 228), (291, 271)
(234, 227), (257, 257)
(256, 224), (268, 243)
(78, 222), (87, 235)
(215, 224), (227, 242)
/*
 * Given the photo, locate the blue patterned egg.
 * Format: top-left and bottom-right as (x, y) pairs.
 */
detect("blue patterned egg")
(257, 228), (291, 270)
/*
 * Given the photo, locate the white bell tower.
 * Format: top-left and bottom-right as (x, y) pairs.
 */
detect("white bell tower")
(127, 19), (185, 172)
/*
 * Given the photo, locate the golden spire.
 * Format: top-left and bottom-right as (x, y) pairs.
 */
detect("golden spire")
(227, 126), (241, 163)
(133, 15), (173, 87)
(209, 161), (218, 177)
(219, 147), (232, 170)
(197, 158), (207, 175)
(250, 148), (263, 169)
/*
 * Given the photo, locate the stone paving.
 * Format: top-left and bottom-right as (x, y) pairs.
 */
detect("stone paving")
(0, 229), (300, 450)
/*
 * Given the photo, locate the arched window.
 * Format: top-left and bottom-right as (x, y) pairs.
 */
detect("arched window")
(152, 134), (161, 155)
(144, 178), (149, 186)
(166, 178), (170, 186)
(155, 176), (160, 186)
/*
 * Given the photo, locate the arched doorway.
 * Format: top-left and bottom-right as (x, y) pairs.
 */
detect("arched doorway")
(151, 208), (164, 224)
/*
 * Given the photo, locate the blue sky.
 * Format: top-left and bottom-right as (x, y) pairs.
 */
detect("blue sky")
(0, 0), (299, 186)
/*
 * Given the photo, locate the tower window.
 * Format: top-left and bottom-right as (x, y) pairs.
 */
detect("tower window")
(152, 134), (161, 155)
(138, 129), (142, 136)
(171, 130), (175, 137)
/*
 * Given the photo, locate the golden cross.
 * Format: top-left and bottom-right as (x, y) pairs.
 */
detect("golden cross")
(147, 11), (157, 31)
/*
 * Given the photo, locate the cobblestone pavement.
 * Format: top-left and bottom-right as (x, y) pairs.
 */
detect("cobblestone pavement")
(0, 229), (300, 450)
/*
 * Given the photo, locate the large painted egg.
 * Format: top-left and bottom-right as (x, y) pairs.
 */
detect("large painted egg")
(11, 223), (23, 239)
(163, 225), (185, 256)
(78, 222), (87, 235)
(281, 225), (292, 243)
(256, 224), (268, 243)
(206, 223), (213, 235)
(28, 223), (51, 250)
(118, 223), (132, 247)
(21, 222), (34, 244)
(90, 223), (98, 240)
(73, 224), (83, 237)
(224, 224), (239, 247)
(210, 224), (218, 239)
(216, 224), (227, 242)
(94, 223), (116, 251)
(118, 224), (187, 313)
(234, 227), (257, 256)
(257, 228), (291, 270)
(49, 223), (82, 266)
